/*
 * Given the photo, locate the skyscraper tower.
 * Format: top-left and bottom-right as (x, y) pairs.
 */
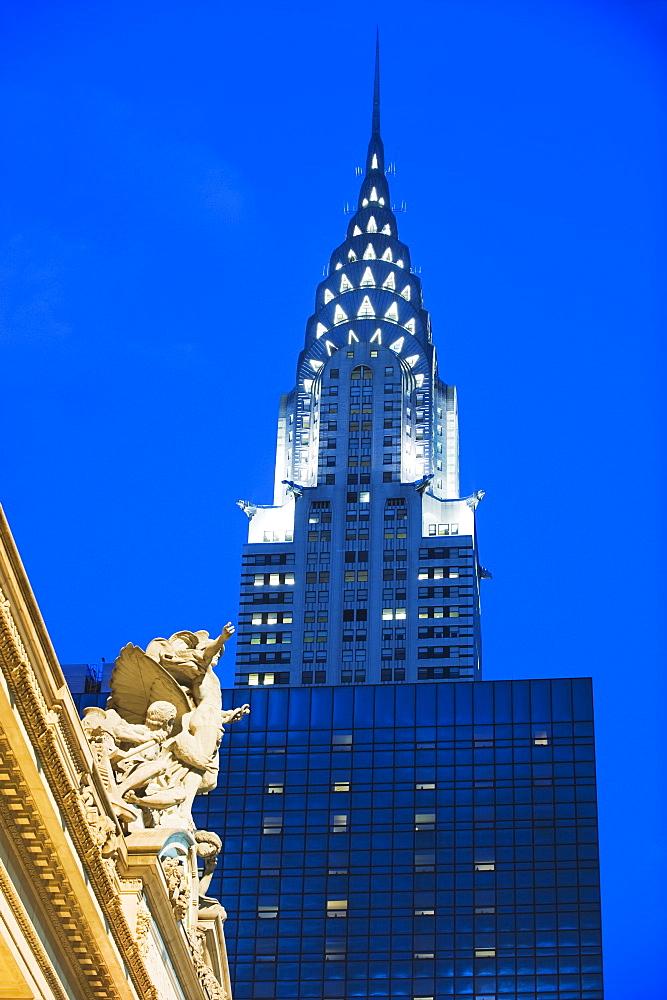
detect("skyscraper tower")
(235, 42), (485, 690)
(63, 45), (604, 1000)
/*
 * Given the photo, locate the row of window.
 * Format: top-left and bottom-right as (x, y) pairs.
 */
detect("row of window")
(236, 672), (291, 686)
(240, 591), (294, 605)
(334, 243), (405, 269)
(243, 553), (295, 565)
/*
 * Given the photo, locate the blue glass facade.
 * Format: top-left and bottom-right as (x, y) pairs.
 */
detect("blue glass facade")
(191, 679), (602, 1000)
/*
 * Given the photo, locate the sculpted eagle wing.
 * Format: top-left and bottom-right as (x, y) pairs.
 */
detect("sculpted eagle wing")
(106, 643), (192, 731)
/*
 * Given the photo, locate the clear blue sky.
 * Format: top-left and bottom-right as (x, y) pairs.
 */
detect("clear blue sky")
(1, 1), (665, 995)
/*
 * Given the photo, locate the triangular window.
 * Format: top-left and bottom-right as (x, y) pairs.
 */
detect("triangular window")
(379, 198), (385, 206)
(371, 154), (378, 169)
(348, 250), (357, 261)
(405, 354), (419, 368)
(404, 319), (416, 335)
(361, 198), (369, 208)
(324, 289), (334, 304)
(370, 328), (382, 344)
(310, 359), (324, 371)
(400, 285), (411, 301)
(360, 267), (375, 287)
(340, 274), (353, 293)
(316, 323), (328, 338)
(370, 187), (378, 201)
(366, 216), (378, 233)
(384, 302), (399, 322)
(348, 329), (359, 344)
(363, 243), (377, 260)
(396, 258), (404, 268)
(381, 247), (393, 262)
(325, 340), (338, 356)
(382, 272), (395, 291)
(335, 262), (343, 270)
(389, 337), (404, 353)
(353, 225), (362, 236)
(381, 224), (391, 235)
(333, 305), (348, 325)
(357, 296), (375, 318)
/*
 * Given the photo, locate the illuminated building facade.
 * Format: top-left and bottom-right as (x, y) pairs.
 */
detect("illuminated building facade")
(234, 45), (484, 689)
(63, 43), (604, 1000)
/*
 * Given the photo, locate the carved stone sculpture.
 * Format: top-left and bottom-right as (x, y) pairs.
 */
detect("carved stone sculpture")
(162, 857), (191, 922)
(80, 624), (250, 831)
(187, 927), (230, 1000)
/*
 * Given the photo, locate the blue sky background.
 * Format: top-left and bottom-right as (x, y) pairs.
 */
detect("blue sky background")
(0, 1), (665, 995)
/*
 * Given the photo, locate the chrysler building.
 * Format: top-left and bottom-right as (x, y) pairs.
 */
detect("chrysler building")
(235, 43), (485, 689)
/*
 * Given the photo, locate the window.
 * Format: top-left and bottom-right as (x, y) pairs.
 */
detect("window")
(263, 816), (282, 835)
(333, 781), (349, 792)
(257, 905), (278, 919)
(414, 953), (434, 960)
(326, 944), (346, 961)
(414, 909), (434, 916)
(416, 782), (435, 790)
(474, 862), (495, 871)
(327, 900), (348, 916)
(331, 814), (348, 831)
(267, 783), (284, 794)
(475, 949), (496, 958)
(359, 491), (370, 503)
(415, 853), (435, 872)
(534, 730), (549, 745)
(415, 813), (435, 831)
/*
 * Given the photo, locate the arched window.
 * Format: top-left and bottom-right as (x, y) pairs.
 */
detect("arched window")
(350, 365), (373, 380)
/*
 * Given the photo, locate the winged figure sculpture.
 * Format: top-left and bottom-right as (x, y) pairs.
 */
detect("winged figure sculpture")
(81, 624), (249, 832)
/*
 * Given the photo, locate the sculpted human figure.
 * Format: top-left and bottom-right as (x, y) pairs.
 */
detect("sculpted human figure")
(82, 623), (249, 830)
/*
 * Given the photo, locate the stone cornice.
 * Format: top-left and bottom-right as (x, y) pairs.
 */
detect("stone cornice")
(0, 512), (162, 1000)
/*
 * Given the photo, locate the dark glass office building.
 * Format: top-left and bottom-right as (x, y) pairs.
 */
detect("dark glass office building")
(191, 679), (602, 1000)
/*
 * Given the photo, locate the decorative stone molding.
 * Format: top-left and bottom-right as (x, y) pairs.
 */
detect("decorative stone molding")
(0, 584), (160, 1000)
(1, 512), (243, 1000)
(135, 901), (152, 958)
(187, 927), (230, 1000)
(162, 856), (191, 922)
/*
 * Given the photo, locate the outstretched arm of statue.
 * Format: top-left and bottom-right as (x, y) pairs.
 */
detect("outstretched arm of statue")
(220, 703), (250, 726)
(201, 623), (235, 667)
